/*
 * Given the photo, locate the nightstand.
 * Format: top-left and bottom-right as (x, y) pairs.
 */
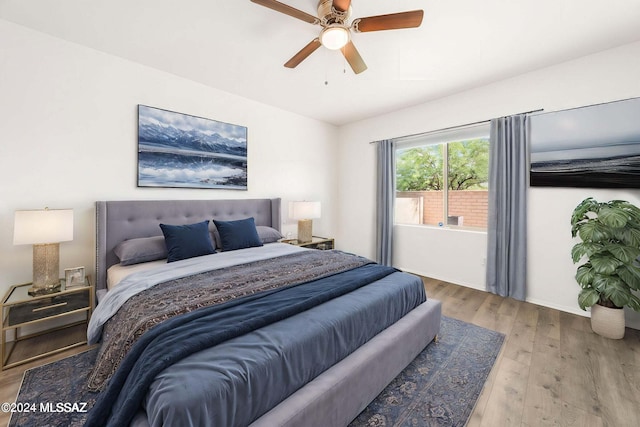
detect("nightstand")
(282, 236), (335, 250)
(1, 277), (93, 370)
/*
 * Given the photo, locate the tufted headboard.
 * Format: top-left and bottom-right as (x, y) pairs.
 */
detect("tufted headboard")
(95, 198), (281, 294)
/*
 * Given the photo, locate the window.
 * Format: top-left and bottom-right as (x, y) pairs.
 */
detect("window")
(394, 124), (490, 230)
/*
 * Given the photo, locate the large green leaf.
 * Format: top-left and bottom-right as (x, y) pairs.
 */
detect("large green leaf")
(570, 221), (584, 238)
(617, 264), (640, 291)
(571, 244), (586, 263)
(578, 288), (600, 310)
(598, 206), (629, 228)
(577, 220), (611, 243)
(610, 199), (640, 218)
(583, 242), (604, 257)
(592, 274), (623, 292)
(616, 227), (640, 248)
(626, 262), (640, 279)
(602, 281), (632, 308)
(571, 197), (598, 227)
(589, 254), (622, 275)
(605, 244), (640, 264)
(575, 264), (594, 287)
(628, 294), (640, 312)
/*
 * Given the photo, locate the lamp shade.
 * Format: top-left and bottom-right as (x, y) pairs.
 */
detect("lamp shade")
(289, 201), (321, 220)
(14, 209), (74, 245)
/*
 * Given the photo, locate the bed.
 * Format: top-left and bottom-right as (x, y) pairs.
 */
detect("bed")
(90, 198), (441, 427)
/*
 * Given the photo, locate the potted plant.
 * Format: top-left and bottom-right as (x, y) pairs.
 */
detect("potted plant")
(571, 197), (640, 339)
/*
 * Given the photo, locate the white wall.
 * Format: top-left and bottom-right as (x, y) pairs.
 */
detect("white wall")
(0, 20), (338, 302)
(3, 18), (640, 331)
(337, 41), (640, 328)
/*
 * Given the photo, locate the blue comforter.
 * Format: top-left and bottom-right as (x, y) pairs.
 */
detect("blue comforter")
(85, 263), (398, 427)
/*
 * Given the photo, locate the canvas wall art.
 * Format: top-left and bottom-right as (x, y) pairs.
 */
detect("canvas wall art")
(138, 105), (248, 189)
(530, 97), (640, 188)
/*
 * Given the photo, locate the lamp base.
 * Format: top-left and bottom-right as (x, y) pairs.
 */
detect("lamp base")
(31, 243), (61, 296)
(28, 281), (62, 297)
(297, 219), (313, 243)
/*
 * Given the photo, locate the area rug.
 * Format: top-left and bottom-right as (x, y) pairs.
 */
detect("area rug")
(10, 316), (503, 427)
(349, 316), (504, 426)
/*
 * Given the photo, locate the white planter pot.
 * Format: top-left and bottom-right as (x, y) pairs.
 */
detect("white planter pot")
(590, 304), (625, 339)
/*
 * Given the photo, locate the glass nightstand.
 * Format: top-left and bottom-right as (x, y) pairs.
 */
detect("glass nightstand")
(281, 236), (335, 250)
(1, 276), (93, 370)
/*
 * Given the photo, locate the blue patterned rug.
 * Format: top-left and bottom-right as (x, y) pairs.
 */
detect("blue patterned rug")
(10, 316), (503, 427)
(350, 316), (504, 426)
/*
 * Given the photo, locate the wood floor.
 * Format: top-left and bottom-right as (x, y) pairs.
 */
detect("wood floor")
(1, 279), (639, 427)
(423, 278), (640, 427)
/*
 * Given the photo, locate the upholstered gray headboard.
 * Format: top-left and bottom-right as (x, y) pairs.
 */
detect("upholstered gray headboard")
(95, 198), (281, 294)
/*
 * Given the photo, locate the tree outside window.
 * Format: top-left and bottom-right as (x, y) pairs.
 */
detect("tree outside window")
(395, 139), (489, 228)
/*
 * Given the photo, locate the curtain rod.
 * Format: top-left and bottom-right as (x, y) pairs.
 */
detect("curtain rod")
(369, 108), (543, 144)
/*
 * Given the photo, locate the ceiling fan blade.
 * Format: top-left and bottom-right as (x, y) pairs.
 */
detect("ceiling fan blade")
(251, 0), (318, 24)
(284, 38), (322, 68)
(341, 41), (367, 74)
(332, 0), (351, 12)
(354, 10), (424, 32)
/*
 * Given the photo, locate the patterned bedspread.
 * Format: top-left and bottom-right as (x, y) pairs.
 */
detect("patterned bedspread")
(87, 250), (371, 392)
(85, 251), (401, 427)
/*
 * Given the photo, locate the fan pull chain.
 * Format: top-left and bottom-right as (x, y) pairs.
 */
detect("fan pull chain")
(343, 51), (347, 74)
(323, 50), (347, 85)
(325, 60), (329, 85)
(324, 49), (330, 85)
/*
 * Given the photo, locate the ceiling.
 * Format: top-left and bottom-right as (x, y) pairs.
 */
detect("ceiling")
(1, 0), (640, 125)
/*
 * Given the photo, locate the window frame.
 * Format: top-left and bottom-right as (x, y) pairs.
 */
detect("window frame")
(394, 122), (490, 230)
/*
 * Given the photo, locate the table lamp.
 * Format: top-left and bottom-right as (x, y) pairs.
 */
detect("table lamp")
(289, 201), (321, 243)
(13, 208), (74, 296)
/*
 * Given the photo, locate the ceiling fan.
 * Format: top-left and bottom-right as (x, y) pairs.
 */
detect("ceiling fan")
(250, 0), (424, 74)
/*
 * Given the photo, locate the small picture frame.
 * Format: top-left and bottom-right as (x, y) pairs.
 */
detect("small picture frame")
(64, 266), (86, 289)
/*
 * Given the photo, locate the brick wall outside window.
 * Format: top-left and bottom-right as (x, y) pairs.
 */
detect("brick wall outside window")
(397, 190), (488, 228)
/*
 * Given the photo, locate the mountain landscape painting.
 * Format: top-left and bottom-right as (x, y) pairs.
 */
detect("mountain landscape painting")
(138, 105), (247, 189)
(530, 97), (640, 188)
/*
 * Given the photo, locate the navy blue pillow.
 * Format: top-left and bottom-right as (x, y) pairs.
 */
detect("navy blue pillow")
(213, 217), (263, 251)
(159, 220), (216, 263)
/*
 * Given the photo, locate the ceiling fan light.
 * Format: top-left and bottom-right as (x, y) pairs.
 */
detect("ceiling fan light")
(320, 25), (350, 50)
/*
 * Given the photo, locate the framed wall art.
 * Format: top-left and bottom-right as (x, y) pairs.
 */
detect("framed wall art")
(530, 97), (640, 188)
(137, 105), (248, 189)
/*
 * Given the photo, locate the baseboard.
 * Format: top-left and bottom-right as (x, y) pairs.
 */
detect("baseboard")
(396, 267), (485, 292)
(381, 267), (640, 331)
(524, 297), (589, 318)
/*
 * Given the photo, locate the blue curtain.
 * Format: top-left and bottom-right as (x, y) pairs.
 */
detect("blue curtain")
(486, 115), (528, 300)
(376, 139), (395, 266)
